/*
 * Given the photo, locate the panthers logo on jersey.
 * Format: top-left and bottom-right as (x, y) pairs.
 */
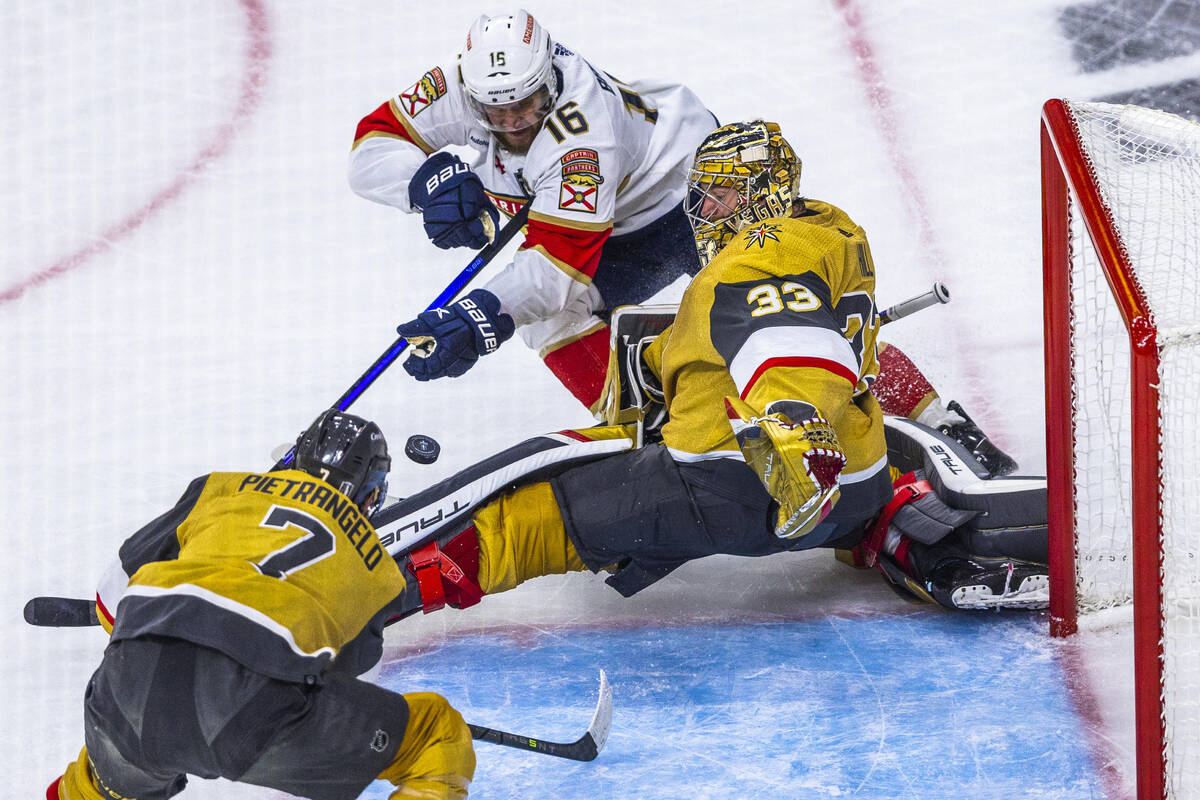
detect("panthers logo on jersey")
(559, 149), (602, 213)
(560, 174), (601, 212)
(400, 67), (448, 118)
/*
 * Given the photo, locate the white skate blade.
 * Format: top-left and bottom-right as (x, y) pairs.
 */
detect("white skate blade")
(951, 574), (1050, 610)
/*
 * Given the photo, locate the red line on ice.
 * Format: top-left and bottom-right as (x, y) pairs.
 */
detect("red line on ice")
(1057, 637), (1135, 800)
(833, 0), (1010, 445)
(0, 0), (272, 306)
(836, 17), (1123, 789)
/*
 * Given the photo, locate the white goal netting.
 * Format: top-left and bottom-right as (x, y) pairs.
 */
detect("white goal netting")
(1062, 99), (1200, 795)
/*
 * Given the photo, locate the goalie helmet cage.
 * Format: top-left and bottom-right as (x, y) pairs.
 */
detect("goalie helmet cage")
(1042, 97), (1200, 800)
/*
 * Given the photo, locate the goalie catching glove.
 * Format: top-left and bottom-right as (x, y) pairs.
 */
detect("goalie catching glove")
(397, 288), (515, 380)
(725, 395), (847, 540)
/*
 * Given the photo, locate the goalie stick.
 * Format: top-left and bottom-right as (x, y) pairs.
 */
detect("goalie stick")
(471, 669), (612, 761)
(879, 281), (950, 326)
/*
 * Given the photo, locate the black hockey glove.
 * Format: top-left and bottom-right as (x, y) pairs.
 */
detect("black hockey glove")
(409, 152), (500, 250)
(396, 289), (515, 380)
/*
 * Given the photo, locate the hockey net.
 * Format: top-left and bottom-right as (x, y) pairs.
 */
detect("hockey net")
(1042, 98), (1200, 800)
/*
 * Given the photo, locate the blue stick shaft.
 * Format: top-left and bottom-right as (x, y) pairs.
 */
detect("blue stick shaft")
(276, 202), (530, 468)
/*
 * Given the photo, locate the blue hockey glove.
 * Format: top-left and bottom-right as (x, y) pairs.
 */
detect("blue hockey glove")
(408, 152), (500, 250)
(396, 289), (515, 380)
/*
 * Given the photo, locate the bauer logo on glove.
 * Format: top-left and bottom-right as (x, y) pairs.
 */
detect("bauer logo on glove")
(408, 152), (501, 250)
(396, 289), (515, 381)
(725, 395), (847, 540)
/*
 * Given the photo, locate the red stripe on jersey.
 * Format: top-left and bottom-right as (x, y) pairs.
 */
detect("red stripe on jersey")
(353, 101), (418, 147)
(521, 218), (611, 280)
(542, 326), (611, 410)
(556, 429), (593, 442)
(95, 593), (113, 627)
(740, 356), (858, 400)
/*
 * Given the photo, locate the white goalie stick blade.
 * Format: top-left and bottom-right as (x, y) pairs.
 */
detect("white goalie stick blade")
(468, 669), (613, 761)
(372, 433), (632, 556)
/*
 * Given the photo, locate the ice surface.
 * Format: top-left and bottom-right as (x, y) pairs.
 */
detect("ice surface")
(9, 1), (1182, 797)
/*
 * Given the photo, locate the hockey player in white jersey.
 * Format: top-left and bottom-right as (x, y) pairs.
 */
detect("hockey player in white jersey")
(350, 9), (1019, 477)
(349, 9), (716, 413)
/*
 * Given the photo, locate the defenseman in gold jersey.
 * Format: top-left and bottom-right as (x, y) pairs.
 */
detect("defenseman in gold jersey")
(383, 120), (1049, 619)
(48, 411), (476, 800)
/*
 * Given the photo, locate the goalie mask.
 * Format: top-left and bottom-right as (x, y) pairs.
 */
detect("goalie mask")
(684, 120), (802, 266)
(293, 410), (391, 516)
(460, 9), (559, 134)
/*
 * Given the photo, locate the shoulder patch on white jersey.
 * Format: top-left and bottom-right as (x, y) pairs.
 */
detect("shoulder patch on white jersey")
(561, 148), (601, 178)
(558, 148), (603, 213)
(400, 67), (448, 118)
(560, 174), (601, 213)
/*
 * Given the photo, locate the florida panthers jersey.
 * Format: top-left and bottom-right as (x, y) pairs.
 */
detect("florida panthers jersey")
(646, 200), (889, 484)
(99, 471), (404, 683)
(349, 43), (714, 410)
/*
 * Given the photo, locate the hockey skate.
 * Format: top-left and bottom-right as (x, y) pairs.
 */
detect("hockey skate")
(937, 400), (1018, 477)
(916, 545), (1049, 610)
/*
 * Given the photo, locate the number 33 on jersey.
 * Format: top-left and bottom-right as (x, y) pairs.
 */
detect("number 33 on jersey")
(651, 199), (886, 475)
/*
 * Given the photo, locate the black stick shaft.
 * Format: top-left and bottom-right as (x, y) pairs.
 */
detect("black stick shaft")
(468, 724), (599, 761)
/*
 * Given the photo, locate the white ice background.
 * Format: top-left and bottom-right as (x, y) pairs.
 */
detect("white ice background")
(5, 1), (1167, 797)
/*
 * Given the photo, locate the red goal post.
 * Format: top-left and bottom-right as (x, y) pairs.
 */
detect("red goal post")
(1042, 97), (1200, 800)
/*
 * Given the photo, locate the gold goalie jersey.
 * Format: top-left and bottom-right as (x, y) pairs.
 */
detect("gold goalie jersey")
(106, 471), (404, 682)
(648, 200), (889, 481)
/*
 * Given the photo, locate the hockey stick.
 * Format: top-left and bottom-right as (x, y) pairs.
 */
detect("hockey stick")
(272, 201), (532, 470)
(25, 276), (948, 629)
(25, 589), (612, 759)
(24, 596), (98, 627)
(22, 206), (534, 630)
(879, 281), (950, 326)
(470, 669), (612, 761)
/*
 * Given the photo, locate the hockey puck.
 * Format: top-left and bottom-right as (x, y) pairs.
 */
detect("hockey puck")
(404, 434), (441, 464)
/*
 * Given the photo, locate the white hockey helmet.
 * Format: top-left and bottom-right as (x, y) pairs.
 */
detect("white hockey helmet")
(460, 9), (558, 132)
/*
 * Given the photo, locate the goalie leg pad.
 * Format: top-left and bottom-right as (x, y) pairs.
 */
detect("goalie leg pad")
(473, 482), (586, 595)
